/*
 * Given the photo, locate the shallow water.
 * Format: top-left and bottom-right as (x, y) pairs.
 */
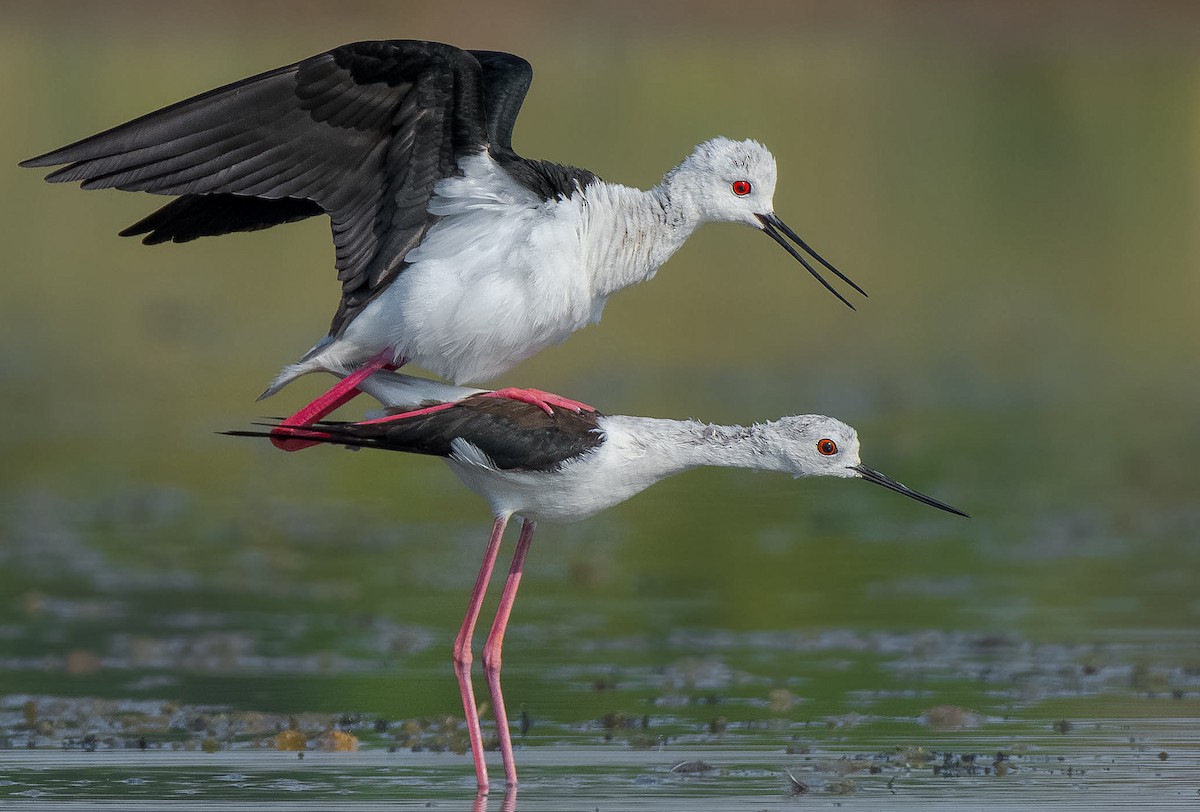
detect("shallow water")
(2, 2), (1199, 809)
(2, 735), (1199, 810)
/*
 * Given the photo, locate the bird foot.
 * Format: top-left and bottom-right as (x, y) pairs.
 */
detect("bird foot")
(270, 352), (401, 452)
(482, 388), (595, 415)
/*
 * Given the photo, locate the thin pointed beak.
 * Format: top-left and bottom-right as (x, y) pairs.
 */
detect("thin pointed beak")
(756, 213), (866, 310)
(851, 464), (969, 517)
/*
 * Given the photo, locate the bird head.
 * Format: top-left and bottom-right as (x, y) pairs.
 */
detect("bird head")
(770, 415), (968, 517)
(676, 137), (778, 227)
(770, 414), (863, 479)
(672, 137), (866, 310)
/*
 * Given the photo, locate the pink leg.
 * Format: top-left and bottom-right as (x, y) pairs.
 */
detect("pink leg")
(355, 401), (458, 426)
(482, 388), (595, 416)
(269, 398), (459, 449)
(454, 514), (510, 794)
(482, 518), (536, 788)
(270, 349), (403, 452)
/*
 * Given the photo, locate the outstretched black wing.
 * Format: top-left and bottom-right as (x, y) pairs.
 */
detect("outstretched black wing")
(22, 41), (534, 336)
(229, 395), (604, 472)
(468, 50), (532, 155)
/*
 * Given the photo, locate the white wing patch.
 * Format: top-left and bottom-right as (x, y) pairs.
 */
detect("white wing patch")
(449, 438), (501, 471)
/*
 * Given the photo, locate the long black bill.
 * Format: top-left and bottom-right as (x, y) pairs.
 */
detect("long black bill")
(756, 213), (866, 310)
(851, 464), (969, 517)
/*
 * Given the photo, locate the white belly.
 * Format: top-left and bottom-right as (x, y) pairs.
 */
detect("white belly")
(447, 460), (630, 524)
(445, 417), (677, 523)
(340, 154), (602, 385)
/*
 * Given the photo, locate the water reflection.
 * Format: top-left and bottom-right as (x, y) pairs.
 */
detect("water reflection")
(2, 735), (1199, 808)
(473, 788), (517, 812)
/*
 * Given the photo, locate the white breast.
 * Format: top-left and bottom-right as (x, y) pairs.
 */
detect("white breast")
(343, 153), (600, 384)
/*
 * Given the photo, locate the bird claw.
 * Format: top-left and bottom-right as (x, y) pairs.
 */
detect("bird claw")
(483, 388), (595, 415)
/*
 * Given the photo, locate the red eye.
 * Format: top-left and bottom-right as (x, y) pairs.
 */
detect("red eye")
(817, 439), (838, 456)
(731, 180), (751, 196)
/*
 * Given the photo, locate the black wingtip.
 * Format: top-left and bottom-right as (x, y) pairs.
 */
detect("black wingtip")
(117, 222), (170, 245)
(117, 222), (149, 238)
(18, 150), (65, 169)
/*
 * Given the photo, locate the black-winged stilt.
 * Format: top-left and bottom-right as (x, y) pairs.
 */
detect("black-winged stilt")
(227, 371), (966, 792)
(22, 40), (865, 451)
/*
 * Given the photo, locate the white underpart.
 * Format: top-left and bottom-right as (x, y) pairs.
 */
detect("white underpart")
(277, 151), (700, 387)
(266, 137), (780, 392)
(446, 414), (860, 524)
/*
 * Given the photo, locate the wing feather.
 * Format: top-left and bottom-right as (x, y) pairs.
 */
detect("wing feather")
(22, 40), (506, 336)
(251, 394), (605, 472)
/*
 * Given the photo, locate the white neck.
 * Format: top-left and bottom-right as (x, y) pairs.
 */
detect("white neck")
(579, 176), (702, 298)
(605, 415), (791, 481)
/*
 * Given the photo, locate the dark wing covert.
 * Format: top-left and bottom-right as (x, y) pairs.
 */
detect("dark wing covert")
(227, 395), (604, 472)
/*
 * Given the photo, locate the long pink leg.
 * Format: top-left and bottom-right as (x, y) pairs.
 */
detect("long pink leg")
(482, 518), (536, 788)
(268, 401), (459, 450)
(270, 348), (403, 452)
(355, 401), (457, 426)
(454, 514), (510, 794)
(482, 388), (595, 416)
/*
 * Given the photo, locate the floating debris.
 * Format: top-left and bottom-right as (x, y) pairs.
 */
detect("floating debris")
(920, 704), (984, 730)
(670, 759), (714, 774)
(825, 778), (856, 795)
(785, 768), (809, 795)
(318, 729), (359, 752)
(274, 729), (306, 752)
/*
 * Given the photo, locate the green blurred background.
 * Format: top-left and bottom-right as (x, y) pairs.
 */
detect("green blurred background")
(1, 0), (1197, 758)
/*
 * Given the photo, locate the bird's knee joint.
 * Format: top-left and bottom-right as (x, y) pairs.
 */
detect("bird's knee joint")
(482, 650), (501, 675)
